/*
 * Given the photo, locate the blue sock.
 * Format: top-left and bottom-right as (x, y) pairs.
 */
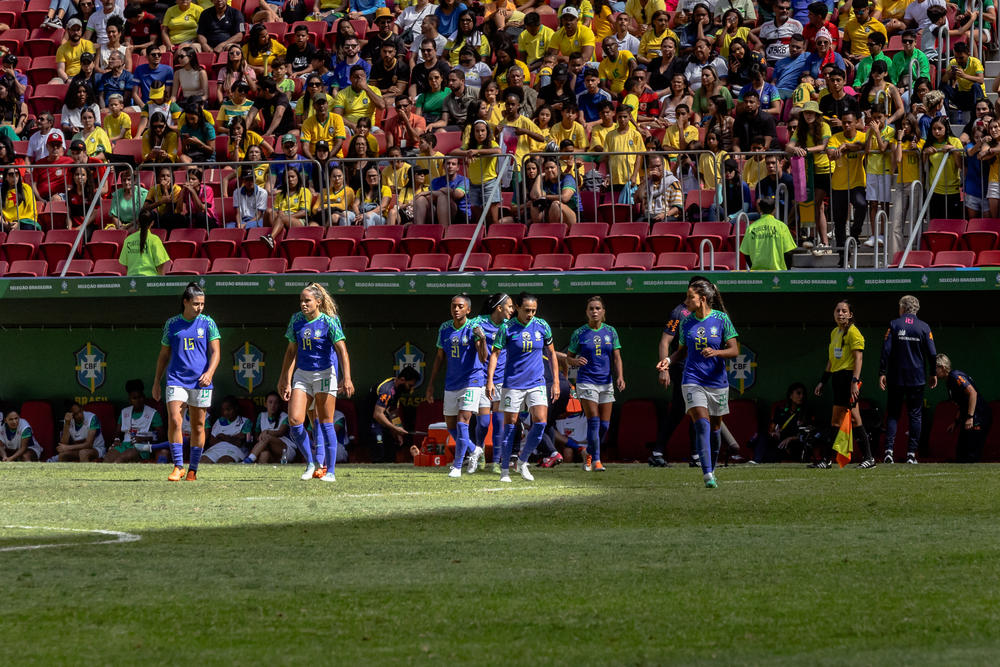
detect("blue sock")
(169, 442), (183, 467)
(448, 426), (464, 469)
(693, 418), (712, 476)
(501, 423), (516, 471)
(475, 414), (491, 448)
(586, 416), (600, 458)
(149, 442), (170, 451)
(565, 437), (583, 450)
(521, 422), (547, 462)
(456, 422), (473, 468)
(321, 422), (338, 475)
(314, 424), (327, 467)
(491, 412), (504, 462)
(598, 420), (610, 461)
(189, 446), (202, 472)
(710, 429), (722, 472)
(290, 423), (313, 464)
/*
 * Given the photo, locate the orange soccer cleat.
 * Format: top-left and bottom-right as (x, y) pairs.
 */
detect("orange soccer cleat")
(593, 460), (606, 472)
(313, 466), (327, 479)
(168, 465), (185, 482)
(185, 469), (197, 481)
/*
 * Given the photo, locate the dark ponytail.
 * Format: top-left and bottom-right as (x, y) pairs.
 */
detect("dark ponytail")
(137, 208), (155, 255)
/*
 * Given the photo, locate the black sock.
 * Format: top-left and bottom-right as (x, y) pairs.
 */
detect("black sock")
(855, 425), (872, 460)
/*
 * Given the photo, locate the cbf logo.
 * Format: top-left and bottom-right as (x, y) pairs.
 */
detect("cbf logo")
(74, 342), (107, 393)
(233, 341), (266, 393)
(394, 342), (426, 388)
(726, 342), (758, 395)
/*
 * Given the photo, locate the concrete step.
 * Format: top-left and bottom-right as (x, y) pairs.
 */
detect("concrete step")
(984, 60), (1000, 77)
(791, 248), (881, 269)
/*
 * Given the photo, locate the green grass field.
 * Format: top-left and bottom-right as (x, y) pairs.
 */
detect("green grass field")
(3, 462), (1000, 665)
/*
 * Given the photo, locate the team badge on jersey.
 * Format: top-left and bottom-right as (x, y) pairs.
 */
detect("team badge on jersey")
(74, 341), (107, 393)
(197, 327), (205, 338)
(726, 342), (758, 394)
(394, 342), (426, 388)
(233, 341), (266, 393)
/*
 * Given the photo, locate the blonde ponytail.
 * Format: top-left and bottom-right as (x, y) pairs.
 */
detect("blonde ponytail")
(305, 283), (337, 317)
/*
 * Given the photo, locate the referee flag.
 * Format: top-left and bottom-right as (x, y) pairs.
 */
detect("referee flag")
(833, 410), (853, 468)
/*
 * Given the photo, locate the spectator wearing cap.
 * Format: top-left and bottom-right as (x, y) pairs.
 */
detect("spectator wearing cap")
(384, 96), (426, 153)
(333, 65), (385, 133)
(32, 135), (75, 201)
(70, 51), (100, 93)
(161, 0), (205, 53)
(197, 0), (244, 54)
(232, 168), (269, 228)
(271, 134), (313, 186)
(739, 197), (797, 270)
(431, 69), (478, 132)
(804, 29), (847, 79)
(56, 18), (98, 83)
(122, 5), (162, 53)
(26, 113), (63, 164)
(364, 8), (407, 61)
(1, 55), (27, 104)
(96, 51), (136, 110)
(250, 78), (294, 137)
(370, 42), (411, 107)
(132, 45), (174, 106)
(548, 7), (596, 62)
(518, 12), (556, 71)
(300, 94), (347, 159)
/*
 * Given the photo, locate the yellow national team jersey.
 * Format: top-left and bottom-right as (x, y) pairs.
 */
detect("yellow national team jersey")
(598, 51), (635, 94)
(588, 123), (616, 151)
(792, 82), (815, 108)
(497, 115), (542, 166)
(926, 137), (965, 195)
(828, 131), (867, 190)
(662, 124), (698, 150)
(333, 85), (382, 124)
(55, 39), (97, 77)
(550, 25), (596, 57)
(638, 28), (678, 61)
(103, 111), (132, 139)
(844, 16), (887, 58)
(896, 138), (923, 184)
(828, 325), (864, 373)
(162, 4), (203, 43)
(518, 25), (555, 63)
(275, 187), (313, 215)
(300, 113), (347, 150)
(803, 121), (833, 174)
(604, 126), (644, 185)
(77, 128), (112, 156)
(465, 140), (500, 185)
(317, 186), (355, 212)
(416, 150), (446, 179)
(865, 125), (896, 176)
(551, 121), (587, 150)
(950, 57), (986, 95)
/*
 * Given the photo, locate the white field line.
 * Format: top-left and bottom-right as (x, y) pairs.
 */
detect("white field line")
(0, 525), (141, 552)
(721, 470), (975, 484)
(244, 484), (587, 501)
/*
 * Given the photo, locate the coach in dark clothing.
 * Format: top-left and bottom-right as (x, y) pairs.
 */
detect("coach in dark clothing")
(732, 90), (776, 151)
(879, 295), (937, 464)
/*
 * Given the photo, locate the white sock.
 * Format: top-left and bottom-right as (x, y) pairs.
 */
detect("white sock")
(652, 451), (663, 457)
(247, 453), (257, 462)
(703, 472), (714, 482)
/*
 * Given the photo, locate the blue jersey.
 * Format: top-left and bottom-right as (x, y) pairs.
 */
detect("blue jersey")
(436, 318), (485, 391)
(285, 312), (346, 373)
(160, 313), (221, 389)
(678, 309), (738, 389)
(493, 317), (553, 390)
(568, 323), (622, 385)
(947, 370), (989, 427)
(879, 314), (936, 387)
(473, 315), (507, 386)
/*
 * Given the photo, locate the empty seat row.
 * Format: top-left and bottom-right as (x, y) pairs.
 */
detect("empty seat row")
(922, 218), (1000, 253)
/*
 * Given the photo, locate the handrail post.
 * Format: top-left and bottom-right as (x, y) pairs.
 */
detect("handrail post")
(842, 236), (858, 269)
(733, 211), (749, 271)
(873, 209), (889, 268)
(900, 153), (948, 267)
(59, 164), (118, 278)
(698, 238), (716, 271)
(458, 154), (513, 272)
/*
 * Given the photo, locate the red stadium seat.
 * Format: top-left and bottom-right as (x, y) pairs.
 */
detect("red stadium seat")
(605, 222), (649, 254)
(530, 253), (573, 271)
(321, 226), (364, 257)
(926, 401), (960, 461)
(289, 20), (328, 46)
(892, 250), (933, 268)
(449, 252), (491, 271)
(646, 222), (691, 253)
(685, 189), (717, 212)
(489, 254), (532, 271)
(963, 218), (1000, 252)
(247, 257), (288, 273)
(163, 228), (207, 260)
(114, 139), (144, 163)
(435, 131), (462, 154)
(522, 223), (567, 255)
(439, 224), (482, 255)
(612, 251), (655, 271)
(167, 258), (210, 275)
(289, 256), (331, 273)
(54, 259), (93, 276)
(20, 399), (54, 460)
(358, 225), (404, 257)
(975, 250), (1000, 267)
(0, 28), (27, 55)
(932, 250), (975, 268)
(705, 251), (738, 271)
(208, 257), (250, 274)
(573, 253), (614, 271)
(36, 199), (70, 232)
(202, 227), (245, 260)
(400, 224), (444, 255)
(688, 222), (731, 252)
(85, 229), (127, 261)
(480, 223), (525, 255)
(0, 260), (7, 276)
(615, 400), (658, 461)
(28, 82), (66, 116)
(328, 255), (369, 272)
(27, 55), (58, 87)
(280, 226), (324, 260)
(83, 400), (116, 450)
(40, 229), (81, 274)
(653, 251), (698, 270)
(90, 258), (125, 276)
(921, 219), (966, 253)
(242, 227), (278, 259)
(3, 229), (43, 262)
(25, 27), (64, 58)
(22, 0), (51, 30)
(597, 204), (636, 225)
(564, 223), (609, 255)
(367, 254), (409, 272)
(5, 260), (48, 277)
(408, 253), (450, 272)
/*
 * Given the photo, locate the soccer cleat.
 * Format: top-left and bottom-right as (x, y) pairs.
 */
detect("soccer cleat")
(593, 460), (606, 472)
(583, 454), (593, 472)
(519, 462), (534, 481)
(313, 466), (327, 479)
(857, 458), (877, 470)
(540, 452), (563, 468)
(648, 454), (669, 467)
(319, 473), (336, 482)
(168, 465), (185, 481)
(499, 473), (512, 483)
(689, 455), (701, 468)
(242, 456), (254, 464)
(448, 466), (462, 478)
(185, 469), (197, 481)
(300, 464), (316, 480)
(705, 475), (718, 489)
(808, 459), (832, 469)
(492, 462), (502, 474)
(467, 446), (484, 474)
(906, 454), (919, 465)
(261, 234), (275, 250)
(884, 451), (895, 464)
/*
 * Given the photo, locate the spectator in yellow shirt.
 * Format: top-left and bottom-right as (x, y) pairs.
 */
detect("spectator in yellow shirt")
(603, 105), (645, 189)
(55, 18), (97, 83)
(843, 0), (887, 62)
(662, 104), (699, 150)
(332, 65), (385, 132)
(547, 7), (596, 62)
(161, 0), (204, 52)
(942, 42), (986, 118)
(518, 12), (556, 69)
(597, 38), (636, 95)
(551, 101), (587, 150)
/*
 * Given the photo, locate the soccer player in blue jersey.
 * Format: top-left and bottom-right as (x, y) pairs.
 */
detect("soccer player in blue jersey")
(472, 293), (514, 474)
(651, 299), (692, 468)
(425, 294), (490, 478)
(659, 280), (739, 488)
(879, 295), (937, 464)
(486, 292), (560, 483)
(936, 354), (992, 463)
(278, 283), (355, 483)
(567, 296), (625, 472)
(153, 283), (222, 482)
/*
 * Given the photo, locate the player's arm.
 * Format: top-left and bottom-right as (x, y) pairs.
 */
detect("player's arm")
(964, 384), (978, 430)
(6, 435), (30, 461)
(425, 348), (445, 403)
(152, 344), (171, 402)
(703, 336), (739, 359)
(334, 339), (354, 397)
(486, 347), (500, 400)
(612, 348), (625, 392)
(278, 341), (298, 402)
(373, 404), (407, 441)
(924, 327), (938, 388)
(850, 349), (864, 403)
(199, 338), (221, 388)
(473, 324), (489, 363)
(546, 341), (561, 402)
(656, 331), (674, 375)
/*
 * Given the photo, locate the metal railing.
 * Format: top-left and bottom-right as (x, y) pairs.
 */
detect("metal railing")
(60, 166), (115, 278)
(457, 154), (514, 272)
(898, 146), (954, 267)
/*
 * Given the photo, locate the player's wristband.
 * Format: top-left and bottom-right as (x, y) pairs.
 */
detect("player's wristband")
(852, 377), (861, 383)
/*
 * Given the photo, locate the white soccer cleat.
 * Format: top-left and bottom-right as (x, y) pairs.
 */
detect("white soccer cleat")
(499, 474), (512, 483)
(300, 464), (316, 481)
(448, 466), (462, 478)
(319, 473), (336, 482)
(467, 446), (484, 474)
(519, 462), (534, 481)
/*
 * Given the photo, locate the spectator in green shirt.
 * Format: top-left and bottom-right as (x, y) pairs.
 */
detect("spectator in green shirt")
(889, 30), (930, 90)
(109, 170), (149, 229)
(853, 32), (893, 87)
(739, 197), (797, 270)
(118, 209), (170, 276)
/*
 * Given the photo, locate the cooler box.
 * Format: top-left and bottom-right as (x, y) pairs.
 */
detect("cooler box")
(414, 422), (455, 466)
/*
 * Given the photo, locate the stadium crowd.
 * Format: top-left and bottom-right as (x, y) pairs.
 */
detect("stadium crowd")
(1, 0), (999, 273)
